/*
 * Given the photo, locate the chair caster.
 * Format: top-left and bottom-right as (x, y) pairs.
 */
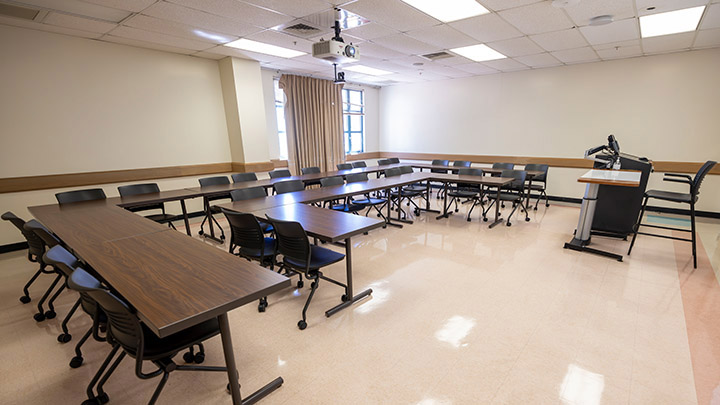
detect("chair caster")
(57, 333), (72, 343)
(194, 353), (205, 364)
(483, 217), (488, 222)
(454, 209), (459, 213)
(183, 351), (196, 363)
(525, 217), (530, 222)
(33, 312), (45, 322)
(297, 320), (307, 330)
(507, 222), (512, 227)
(19, 296), (31, 304)
(45, 310), (56, 319)
(534, 207), (538, 211)
(467, 218), (471, 222)
(82, 393), (108, 405)
(546, 203), (550, 207)
(220, 235), (226, 240)
(70, 356), (83, 368)
(198, 230), (204, 236)
(258, 300), (267, 313)
(297, 280), (304, 288)
(414, 209), (420, 216)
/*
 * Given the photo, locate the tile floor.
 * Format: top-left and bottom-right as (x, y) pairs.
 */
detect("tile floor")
(1, 197), (719, 405)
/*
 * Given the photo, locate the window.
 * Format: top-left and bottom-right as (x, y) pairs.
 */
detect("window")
(342, 88), (364, 154)
(273, 79), (288, 160)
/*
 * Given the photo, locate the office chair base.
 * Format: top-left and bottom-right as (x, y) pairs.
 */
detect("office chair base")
(564, 238), (623, 262)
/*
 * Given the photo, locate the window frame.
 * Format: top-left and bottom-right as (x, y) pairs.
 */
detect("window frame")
(342, 87), (365, 155)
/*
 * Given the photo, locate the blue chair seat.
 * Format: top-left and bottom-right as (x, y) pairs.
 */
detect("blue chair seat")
(447, 189), (478, 198)
(129, 318), (220, 360)
(284, 245), (345, 270)
(331, 203), (366, 213)
(352, 197), (385, 205)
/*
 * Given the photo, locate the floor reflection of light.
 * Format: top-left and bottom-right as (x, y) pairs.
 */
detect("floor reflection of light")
(416, 397), (452, 405)
(434, 315), (476, 348)
(277, 357), (286, 366)
(355, 281), (389, 314)
(560, 364), (605, 405)
(293, 289), (301, 297)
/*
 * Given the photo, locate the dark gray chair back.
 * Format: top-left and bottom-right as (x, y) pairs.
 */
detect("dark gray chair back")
(337, 163), (353, 170)
(693, 160), (717, 199)
(231, 173), (258, 182)
(387, 158), (400, 164)
(352, 161), (367, 168)
(346, 173), (369, 183)
(377, 159), (393, 166)
(501, 169), (527, 192)
(56, 189), (106, 204)
(385, 167), (402, 177)
(301, 167), (321, 175)
(274, 180), (304, 194)
(523, 164), (548, 182)
(269, 169), (292, 179)
(320, 176), (344, 187)
(230, 186), (266, 201)
(493, 163), (515, 170)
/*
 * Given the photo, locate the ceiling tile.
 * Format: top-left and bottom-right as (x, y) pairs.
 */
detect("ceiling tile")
(694, 27), (720, 48)
(405, 24), (477, 49)
(449, 13), (523, 42)
(79, 0), (157, 13)
(0, 14), (103, 39)
(421, 65), (473, 78)
(642, 31), (695, 54)
(242, 0), (333, 19)
(499, 2), (575, 35)
(550, 46), (600, 63)
(371, 33), (439, 55)
(358, 58), (415, 73)
(434, 55), (474, 66)
(123, 14), (237, 44)
(479, 0), (544, 12)
(142, 2), (263, 37)
(13, 0), (131, 22)
(205, 45), (283, 62)
(700, 4), (720, 30)
(342, 0), (439, 32)
(344, 22), (401, 40)
(595, 44), (642, 59)
(514, 52), (563, 67)
(454, 62), (500, 75)
(487, 36), (543, 57)
(593, 39), (640, 49)
(262, 58), (324, 73)
(390, 55), (436, 69)
(191, 51), (228, 60)
(103, 35), (197, 55)
(356, 41), (406, 59)
(107, 26), (214, 51)
(482, 58), (529, 71)
(530, 28), (588, 51)
(563, 0), (636, 27)
(293, 54), (337, 68)
(383, 73), (425, 83)
(246, 29), (315, 53)
(636, 0), (709, 16)
(579, 17), (639, 45)
(167, 0), (293, 28)
(43, 11), (117, 33)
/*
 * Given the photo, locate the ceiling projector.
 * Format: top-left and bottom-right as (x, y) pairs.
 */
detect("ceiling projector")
(312, 8), (359, 64)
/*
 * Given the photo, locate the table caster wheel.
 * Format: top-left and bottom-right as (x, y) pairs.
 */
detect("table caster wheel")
(194, 353), (205, 364)
(45, 310), (56, 319)
(297, 320), (307, 330)
(57, 333), (72, 343)
(183, 351), (195, 363)
(33, 312), (45, 322)
(70, 356), (83, 368)
(19, 296), (31, 304)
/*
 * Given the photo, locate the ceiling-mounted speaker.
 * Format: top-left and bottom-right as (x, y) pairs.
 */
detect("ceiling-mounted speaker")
(552, 0), (580, 8)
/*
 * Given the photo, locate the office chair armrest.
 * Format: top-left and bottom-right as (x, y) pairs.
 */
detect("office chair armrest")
(662, 177), (692, 185)
(664, 173), (692, 180)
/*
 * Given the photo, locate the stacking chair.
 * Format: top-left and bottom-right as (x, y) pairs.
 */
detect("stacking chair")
(482, 169), (530, 226)
(117, 183), (179, 230)
(320, 176), (364, 214)
(428, 159), (450, 197)
(2, 212), (60, 315)
(346, 172), (387, 222)
(268, 169), (291, 179)
(337, 163), (353, 170)
(387, 157), (400, 164)
(377, 159), (393, 166)
(400, 166), (429, 211)
(628, 160), (716, 268)
(231, 172), (257, 183)
(352, 161), (367, 168)
(493, 162), (515, 171)
(230, 186), (266, 201)
(439, 161), (472, 199)
(523, 164), (550, 209)
(446, 168), (484, 221)
(301, 166), (322, 188)
(56, 188), (106, 204)
(267, 216), (347, 330)
(274, 179), (304, 194)
(386, 167), (423, 219)
(197, 176), (231, 241)
(68, 269), (225, 405)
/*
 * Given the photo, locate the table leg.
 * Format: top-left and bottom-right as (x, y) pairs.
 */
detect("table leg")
(387, 187), (413, 225)
(418, 180), (440, 214)
(526, 176), (533, 210)
(326, 237), (372, 317)
(201, 197), (223, 243)
(218, 313), (283, 405)
(180, 199), (191, 236)
(436, 181), (451, 220)
(489, 187), (504, 228)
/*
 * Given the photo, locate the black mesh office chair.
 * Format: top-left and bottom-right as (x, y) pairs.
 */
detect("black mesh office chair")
(523, 164), (550, 209)
(301, 166), (322, 187)
(197, 176), (230, 241)
(346, 172), (387, 222)
(68, 269), (225, 405)
(274, 179), (304, 194)
(628, 160), (716, 268)
(268, 169), (291, 179)
(231, 172), (257, 183)
(337, 163), (353, 170)
(117, 183), (179, 230)
(352, 161), (367, 168)
(56, 189), (106, 204)
(320, 176), (364, 214)
(267, 216), (347, 330)
(377, 159), (393, 166)
(482, 169), (530, 226)
(2, 212), (56, 306)
(446, 168), (484, 221)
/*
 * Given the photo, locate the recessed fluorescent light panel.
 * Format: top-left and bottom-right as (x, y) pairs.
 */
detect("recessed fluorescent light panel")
(343, 65), (393, 76)
(401, 0), (489, 23)
(450, 44), (506, 62)
(224, 39), (305, 58)
(640, 6), (705, 38)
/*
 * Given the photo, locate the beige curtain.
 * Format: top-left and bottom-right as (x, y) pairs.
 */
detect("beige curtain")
(278, 74), (345, 174)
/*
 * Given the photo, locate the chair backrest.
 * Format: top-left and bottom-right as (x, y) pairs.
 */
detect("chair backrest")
(320, 176), (344, 187)
(523, 164), (548, 182)
(387, 157), (400, 164)
(2, 212), (44, 258)
(501, 169), (527, 191)
(274, 179), (304, 194)
(692, 160), (717, 198)
(70, 268), (141, 354)
(65, 267), (103, 327)
(56, 189), (106, 204)
(385, 167), (402, 177)
(231, 172), (258, 183)
(117, 183), (163, 213)
(352, 161), (367, 168)
(337, 163), (353, 170)
(453, 161), (471, 168)
(198, 176), (230, 187)
(301, 167), (321, 175)
(346, 173), (369, 183)
(230, 186), (267, 201)
(458, 168), (483, 176)
(431, 159), (449, 166)
(24, 220), (60, 250)
(399, 166), (414, 174)
(266, 216), (310, 269)
(493, 162), (515, 170)
(43, 245), (79, 278)
(269, 169), (292, 179)
(377, 159), (393, 166)
(221, 209), (266, 253)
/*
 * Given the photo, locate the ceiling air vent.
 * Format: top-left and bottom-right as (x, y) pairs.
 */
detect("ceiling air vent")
(421, 51), (453, 61)
(0, 2), (39, 20)
(276, 20), (324, 39)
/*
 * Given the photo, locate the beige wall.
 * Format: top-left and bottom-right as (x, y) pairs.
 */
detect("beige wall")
(379, 48), (720, 212)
